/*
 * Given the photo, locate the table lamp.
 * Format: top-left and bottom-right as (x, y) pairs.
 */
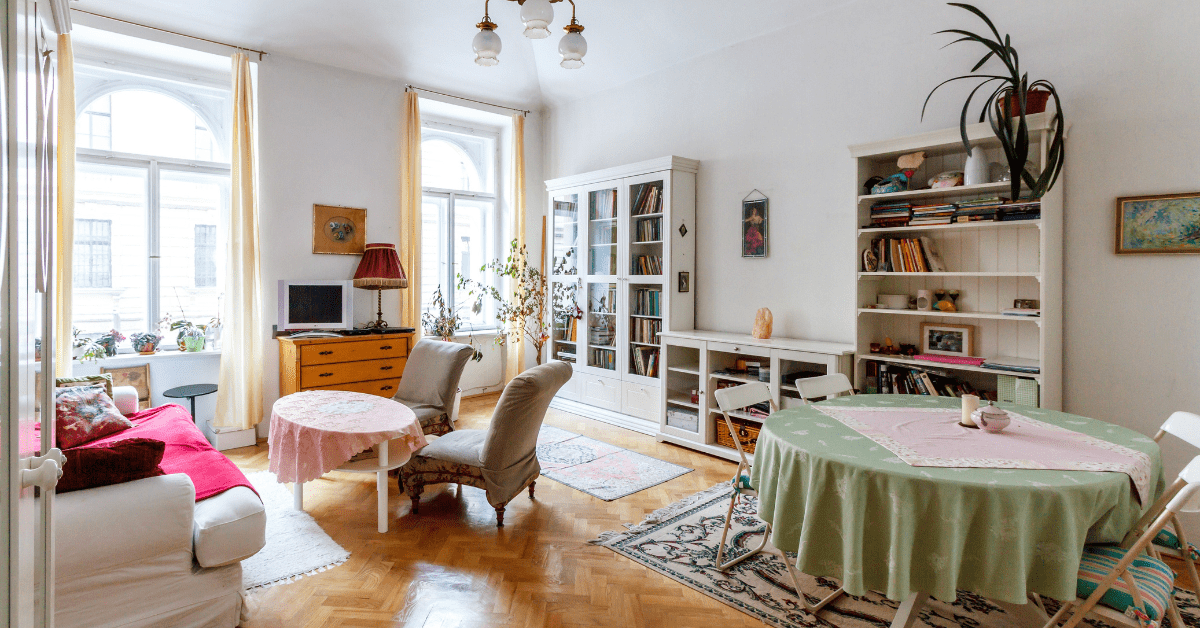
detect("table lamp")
(353, 243), (407, 330)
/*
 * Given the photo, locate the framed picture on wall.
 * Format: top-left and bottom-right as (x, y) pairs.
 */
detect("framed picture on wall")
(742, 195), (768, 258)
(1115, 192), (1200, 254)
(920, 322), (976, 357)
(313, 204), (367, 255)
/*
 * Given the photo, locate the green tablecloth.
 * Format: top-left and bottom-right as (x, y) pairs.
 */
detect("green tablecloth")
(749, 395), (1164, 605)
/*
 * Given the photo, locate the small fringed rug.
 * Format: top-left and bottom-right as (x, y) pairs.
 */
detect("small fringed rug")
(592, 483), (1200, 627)
(241, 471), (350, 590)
(537, 426), (692, 501)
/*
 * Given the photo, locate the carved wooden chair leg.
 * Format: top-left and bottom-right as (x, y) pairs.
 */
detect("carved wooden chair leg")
(528, 481), (536, 500)
(495, 506), (506, 527)
(406, 482), (423, 515)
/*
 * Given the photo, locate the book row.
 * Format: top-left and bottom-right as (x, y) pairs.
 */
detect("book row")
(631, 317), (662, 345)
(632, 288), (662, 317)
(632, 184), (663, 216)
(590, 189), (617, 220)
(631, 346), (659, 377)
(867, 237), (946, 272)
(635, 218), (662, 242)
(632, 255), (663, 275)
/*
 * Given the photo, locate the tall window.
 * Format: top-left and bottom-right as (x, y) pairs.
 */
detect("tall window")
(73, 86), (230, 336)
(421, 123), (499, 330)
(73, 219), (112, 288)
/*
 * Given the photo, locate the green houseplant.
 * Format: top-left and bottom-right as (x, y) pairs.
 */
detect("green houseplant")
(421, 286), (483, 361)
(922, 2), (1065, 202)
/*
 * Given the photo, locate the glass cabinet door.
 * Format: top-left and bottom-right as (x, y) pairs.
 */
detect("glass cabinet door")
(628, 179), (665, 278)
(627, 283), (662, 378)
(551, 192), (580, 276)
(550, 279), (581, 364)
(586, 281), (618, 371)
(588, 188), (618, 276)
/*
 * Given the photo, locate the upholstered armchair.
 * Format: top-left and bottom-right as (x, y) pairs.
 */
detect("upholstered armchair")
(400, 361), (572, 526)
(392, 339), (476, 436)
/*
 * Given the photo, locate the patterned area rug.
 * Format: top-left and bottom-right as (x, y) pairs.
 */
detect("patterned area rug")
(592, 483), (1200, 627)
(536, 426), (692, 501)
(241, 471), (350, 590)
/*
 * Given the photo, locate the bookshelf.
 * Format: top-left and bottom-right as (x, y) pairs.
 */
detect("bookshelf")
(848, 112), (1065, 409)
(546, 157), (698, 434)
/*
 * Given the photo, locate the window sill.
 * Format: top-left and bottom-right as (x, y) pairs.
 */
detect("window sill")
(454, 329), (500, 338)
(77, 348), (222, 365)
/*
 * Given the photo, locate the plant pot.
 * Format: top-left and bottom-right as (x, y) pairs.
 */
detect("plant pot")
(182, 336), (205, 352)
(1004, 89), (1050, 116)
(138, 348), (158, 355)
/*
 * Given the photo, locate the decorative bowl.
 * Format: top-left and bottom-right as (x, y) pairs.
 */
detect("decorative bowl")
(972, 404), (1011, 433)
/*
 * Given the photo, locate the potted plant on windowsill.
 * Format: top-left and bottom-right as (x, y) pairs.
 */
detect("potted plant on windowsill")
(159, 313), (207, 352)
(421, 287), (483, 361)
(922, 2), (1065, 202)
(130, 332), (163, 355)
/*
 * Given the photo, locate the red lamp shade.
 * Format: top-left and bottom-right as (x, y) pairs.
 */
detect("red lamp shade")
(353, 243), (407, 290)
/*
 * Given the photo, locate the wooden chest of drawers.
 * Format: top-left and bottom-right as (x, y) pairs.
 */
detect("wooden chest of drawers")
(278, 333), (413, 398)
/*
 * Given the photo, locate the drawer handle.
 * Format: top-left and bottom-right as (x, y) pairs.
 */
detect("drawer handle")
(381, 385), (394, 391)
(319, 372), (334, 378)
(380, 345), (393, 350)
(738, 427), (751, 439)
(319, 350), (334, 356)
(733, 347), (740, 353)
(381, 366), (394, 371)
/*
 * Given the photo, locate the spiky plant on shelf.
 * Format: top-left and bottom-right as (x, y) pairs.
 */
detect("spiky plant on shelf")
(922, 2), (1065, 201)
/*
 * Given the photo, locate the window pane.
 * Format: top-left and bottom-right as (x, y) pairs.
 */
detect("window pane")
(420, 195), (450, 318)
(421, 128), (495, 193)
(159, 170), (228, 326)
(80, 90), (226, 163)
(73, 162), (149, 334)
(453, 198), (495, 328)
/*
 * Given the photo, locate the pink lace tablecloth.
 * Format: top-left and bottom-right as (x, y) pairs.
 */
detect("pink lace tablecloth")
(268, 390), (426, 484)
(813, 404), (1153, 503)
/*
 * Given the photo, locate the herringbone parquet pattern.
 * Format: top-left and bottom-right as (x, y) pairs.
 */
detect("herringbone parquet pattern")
(233, 394), (762, 628)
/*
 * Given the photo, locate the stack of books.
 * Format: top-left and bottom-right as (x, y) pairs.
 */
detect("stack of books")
(631, 184), (663, 216)
(864, 361), (982, 397)
(868, 236), (946, 272)
(631, 347), (659, 377)
(869, 201), (912, 227)
(632, 255), (663, 275)
(953, 197), (1005, 222)
(982, 356), (1040, 374)
(909, 203), (956, 226)
(1000, 199), (1041, 221)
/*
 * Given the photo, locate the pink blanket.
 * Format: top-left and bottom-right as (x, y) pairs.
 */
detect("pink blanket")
(814, 405), (1153, 503)
(83, 404), (257, 501)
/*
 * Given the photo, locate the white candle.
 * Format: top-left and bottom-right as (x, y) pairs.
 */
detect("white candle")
(962, 394), (980, 426)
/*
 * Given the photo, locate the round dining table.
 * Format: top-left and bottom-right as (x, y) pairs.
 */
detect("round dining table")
(749, 394), (1164, 626)
(269, 390), (427, 533)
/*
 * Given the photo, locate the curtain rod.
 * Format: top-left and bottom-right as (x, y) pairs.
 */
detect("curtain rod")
(70, 9), (269, 60)
(406, 84), (530, 116)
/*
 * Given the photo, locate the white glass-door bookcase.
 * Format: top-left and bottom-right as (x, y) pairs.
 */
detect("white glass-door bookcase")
(546, 157), (698, 433)
(848, 113), (1064, 409)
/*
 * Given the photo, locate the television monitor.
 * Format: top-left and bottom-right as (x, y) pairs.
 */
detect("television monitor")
(277, 280), (354, 331)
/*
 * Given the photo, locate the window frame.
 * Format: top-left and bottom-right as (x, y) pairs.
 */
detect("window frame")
(75, 146), (231, 333)
(73, 218), (113, 289)
(420, 118), (503, 334)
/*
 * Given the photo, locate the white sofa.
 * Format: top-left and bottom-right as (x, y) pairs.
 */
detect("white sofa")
(54, 386), (267, 628)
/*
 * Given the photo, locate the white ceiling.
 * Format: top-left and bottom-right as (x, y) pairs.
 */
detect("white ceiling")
(69, 0), (856, 108)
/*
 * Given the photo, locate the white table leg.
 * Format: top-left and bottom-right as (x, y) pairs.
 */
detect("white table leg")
(891, 591), (930, 628)
(293, 481), (303, 510)
(377, 441), (390, 533)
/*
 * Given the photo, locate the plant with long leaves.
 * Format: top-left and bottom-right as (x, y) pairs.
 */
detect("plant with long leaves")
(420, 286), (483, 361)
(459, 240), (578, 366)
(922, 2), (1065, 201)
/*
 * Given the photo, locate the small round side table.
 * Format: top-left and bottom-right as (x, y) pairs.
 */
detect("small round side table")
(163, 384), (218, 423)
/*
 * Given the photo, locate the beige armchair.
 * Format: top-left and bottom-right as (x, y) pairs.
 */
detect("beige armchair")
(393, 338), (477, 436)
(400, 361), (572, 527)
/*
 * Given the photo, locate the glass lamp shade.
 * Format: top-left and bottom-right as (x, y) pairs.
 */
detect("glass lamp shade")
(520, 0), (554, 39)
(559, 31), (587, 69)
(473, 28), (502, 66)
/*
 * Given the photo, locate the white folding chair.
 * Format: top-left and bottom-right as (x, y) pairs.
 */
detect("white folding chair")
(794, 373), (855, 403)
(1045, 456), (1200, 628)
(1138, 411), (1200, 591)
(713, 382), (845, 616)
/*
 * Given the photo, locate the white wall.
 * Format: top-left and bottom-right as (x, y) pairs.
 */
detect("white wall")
(546, 0), (1200, 519)
(257, 55), (545, 430)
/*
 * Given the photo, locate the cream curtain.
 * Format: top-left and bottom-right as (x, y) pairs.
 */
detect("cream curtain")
(399, 91), (422, 334)
(504, 113), (527, 382)
(214, 53), (264, 430)
(54, 34), (75, 378)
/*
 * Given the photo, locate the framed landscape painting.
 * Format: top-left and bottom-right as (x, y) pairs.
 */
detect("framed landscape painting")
(1116, 192), (1200, 254)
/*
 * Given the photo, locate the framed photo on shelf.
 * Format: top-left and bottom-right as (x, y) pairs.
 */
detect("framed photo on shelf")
(920, 322), (976, 357)
(313, 204), (366, 255)
(742, 196), (768, 258)
(1115, 192), (1200, 254)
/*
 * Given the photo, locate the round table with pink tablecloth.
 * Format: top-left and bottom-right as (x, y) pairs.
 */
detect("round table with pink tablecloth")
(268, 390), (426, 532)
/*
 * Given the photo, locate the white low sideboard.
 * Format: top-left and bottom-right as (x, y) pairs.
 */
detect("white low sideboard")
(658, 330), (855, 461)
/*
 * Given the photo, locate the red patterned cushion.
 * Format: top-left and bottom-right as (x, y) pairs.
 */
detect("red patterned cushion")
(55, 384), (134, 448)
(57, 438), (166, 493)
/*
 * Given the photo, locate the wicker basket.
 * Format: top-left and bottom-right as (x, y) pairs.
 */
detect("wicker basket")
(714, 415), (761, 454)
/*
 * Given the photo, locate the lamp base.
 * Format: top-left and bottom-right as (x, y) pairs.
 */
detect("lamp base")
(361, 289), (389, 330)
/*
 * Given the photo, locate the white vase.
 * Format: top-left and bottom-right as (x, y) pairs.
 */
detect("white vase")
(964, 147), (989, 186)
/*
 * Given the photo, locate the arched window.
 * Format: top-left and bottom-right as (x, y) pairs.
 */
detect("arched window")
(73, 88), (230, 339)
(78, 89), (222, 163)
(421, 137), (485, 192)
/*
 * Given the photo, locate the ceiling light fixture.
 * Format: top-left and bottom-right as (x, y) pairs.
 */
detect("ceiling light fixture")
(473, 0), (587, 70)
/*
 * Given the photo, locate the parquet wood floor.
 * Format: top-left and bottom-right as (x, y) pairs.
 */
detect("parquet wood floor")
(230, 393), (764, 628)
